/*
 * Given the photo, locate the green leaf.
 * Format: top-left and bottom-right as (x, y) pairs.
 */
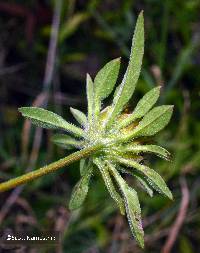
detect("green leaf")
(94, 158), (125, 215)
(105, 11), (144, 129)
(86, 74), (94, 126)
(117, 86), (161, 129)
(132, 172), (153, 197)
(70, 107), (87, 126)
(80, 159), (86, 176)
(69, 164), (93, 210)
(94, 58), (121, 117)
(116, 157), (173, 199)
(123, 144), (170, 160)
(122, 186), (144, 248)
(126, 105), (173, 139)
(19, 107), (84, 137)
(108, 162), (144, 248)
(80, 159), (92, 176)
(118, 167), (153, 197)
(51, 134), (83, 149)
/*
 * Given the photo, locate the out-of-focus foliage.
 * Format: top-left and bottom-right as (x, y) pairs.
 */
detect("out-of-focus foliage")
(0, 0), (200, 252)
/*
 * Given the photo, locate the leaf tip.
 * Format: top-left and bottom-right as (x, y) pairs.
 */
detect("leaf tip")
(138, 10), (144, 22)
(140, 239), (145, 249)
(115, 57), (121, 62)
(18, 107), (25, 113)
(168, 191), (173, 200)
(70, 107), (74, 113)
(136, 231), (145, 249)
(139, 10), (144, 16)
(168, 105), (174, 115)
(155, 85), (162, 95)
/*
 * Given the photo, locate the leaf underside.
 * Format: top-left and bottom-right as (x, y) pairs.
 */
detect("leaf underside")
(115, 157), (173, 199)
(94, 158), (125, 215)
(107, 162), (144, 248)
(69, 163), (93, 210)
(105, 11), (144, 129)
(19, 107), (84, 137)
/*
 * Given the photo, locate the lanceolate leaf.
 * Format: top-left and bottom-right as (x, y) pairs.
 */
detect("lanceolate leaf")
(123, 144), (170, 160)
(123, 186), (144, 248)
(80, 159), (86, 176)
(117, 86), (161, 129)
(94, 58), (121, 117)
(115, 157), (173, 199)
(124, 105), (173, 139)
(108, 162), (144, 248)
(132, 171), (154, 197)
(86, 74), (94, 127)
(94, 158), (125, 215)
(105, 12), (144, 129)
(70, 107), (87, 126)
(19, 107), (84, 137)
(69, 164), (93, 210)
(118, 166), (153, 197)
(51, 134), (83, 149)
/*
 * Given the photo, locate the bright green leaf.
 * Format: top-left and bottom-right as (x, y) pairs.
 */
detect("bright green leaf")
(70, 107), (87, 126)
(105, 11), (144, 129)
(123, 186), (144, 248)
(94, 58), (121, 117)
(124, 144), (170, 160)
(125, 105), (173, 139)
(80, 159), (86, 176)
(132, 171), (153, 197)
(51, 134), (83, 149)
(94, 158), (125, 215)
(69, 165), (93, 210)
(108, 162), (144, 248)
(80, 159), (92, 176)
(86, 74), (94, 127)
(19, 107), (84, 137)
(117, 86), (161, 129)
(118, 167), (153, 197)
(115, 157), (173, 199)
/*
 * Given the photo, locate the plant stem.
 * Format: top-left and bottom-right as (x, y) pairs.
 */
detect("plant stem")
(0, 144), (102, 192)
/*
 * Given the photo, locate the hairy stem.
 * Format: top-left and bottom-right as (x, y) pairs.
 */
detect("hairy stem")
(0, 144), (102, 192)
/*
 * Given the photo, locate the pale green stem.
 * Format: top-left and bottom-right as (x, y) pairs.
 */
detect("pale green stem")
(0, 144), (102, 192)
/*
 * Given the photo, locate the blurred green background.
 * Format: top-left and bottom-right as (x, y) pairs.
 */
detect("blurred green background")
(0, 0), (200, 252)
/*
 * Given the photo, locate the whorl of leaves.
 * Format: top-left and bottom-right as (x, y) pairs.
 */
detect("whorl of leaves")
(19, 12), (173, 248)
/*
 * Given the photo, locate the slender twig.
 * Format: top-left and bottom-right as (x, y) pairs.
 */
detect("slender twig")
(162, 177), (189, 253)
(0, 144), (102, 192)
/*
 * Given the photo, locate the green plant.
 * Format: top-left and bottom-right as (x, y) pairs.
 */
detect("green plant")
(0, 12), (173, 248)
